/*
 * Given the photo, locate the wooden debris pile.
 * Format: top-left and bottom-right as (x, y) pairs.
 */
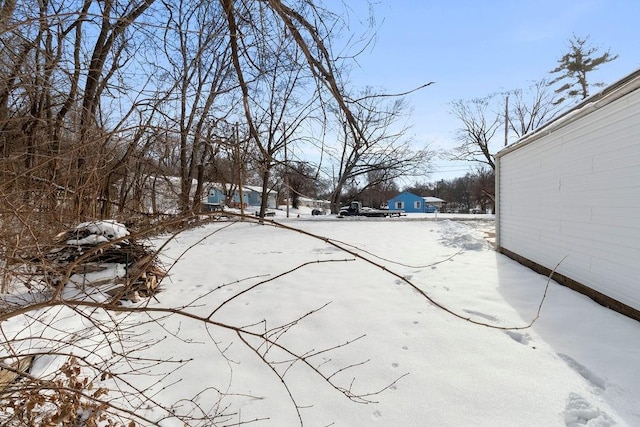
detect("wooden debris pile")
(0, 356), (34, 394)
(45, 220), (167, 302)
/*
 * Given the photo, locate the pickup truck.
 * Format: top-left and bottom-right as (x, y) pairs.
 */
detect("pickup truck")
(338, 201), (404, 218)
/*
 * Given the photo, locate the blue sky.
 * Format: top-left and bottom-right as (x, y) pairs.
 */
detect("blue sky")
(334, 0), (640, 182)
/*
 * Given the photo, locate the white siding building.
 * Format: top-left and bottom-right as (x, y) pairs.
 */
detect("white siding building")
(495, 69), (640, 321)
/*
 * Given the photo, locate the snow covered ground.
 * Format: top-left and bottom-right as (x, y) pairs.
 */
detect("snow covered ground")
(3, 210), (640, 426)
(151, 211), (639, 426)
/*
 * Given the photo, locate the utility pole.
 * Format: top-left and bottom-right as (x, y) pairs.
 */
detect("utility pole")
(236, 122), (245, 219)
(504, 94), (509, 147)
(284, 126), (290, 218)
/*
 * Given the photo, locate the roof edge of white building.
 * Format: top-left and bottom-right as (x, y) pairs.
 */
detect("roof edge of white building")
(497, 68), (640, 159)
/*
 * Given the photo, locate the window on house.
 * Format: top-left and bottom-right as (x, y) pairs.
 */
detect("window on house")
(396, 201), (404, 209)
(414, 201), (421, 209)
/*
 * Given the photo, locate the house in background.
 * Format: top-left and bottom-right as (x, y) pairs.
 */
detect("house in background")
(243, 185), (276, 208)
(204, 184), (276, 210)
(422, 196), (446, 213)
(495, 68), (640, 322)
(297, 196), (331, 211)
(387, 192), (445, 213)
(137, 175), (196, 214)
(203, 186), (226, 211)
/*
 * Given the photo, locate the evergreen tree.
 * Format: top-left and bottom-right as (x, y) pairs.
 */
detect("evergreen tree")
(550, 35), (618, 104)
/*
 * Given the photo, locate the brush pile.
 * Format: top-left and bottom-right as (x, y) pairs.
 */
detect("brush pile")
(45, 220), (166, 302)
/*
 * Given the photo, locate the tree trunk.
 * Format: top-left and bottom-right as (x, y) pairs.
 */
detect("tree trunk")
(259, 168), (271, 218)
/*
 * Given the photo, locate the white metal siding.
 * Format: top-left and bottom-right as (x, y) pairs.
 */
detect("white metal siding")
(498, 88), (640, 310)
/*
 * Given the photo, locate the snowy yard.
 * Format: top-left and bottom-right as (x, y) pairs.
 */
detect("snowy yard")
(2, 213), (639, 426)
(153, 213), (640, 425)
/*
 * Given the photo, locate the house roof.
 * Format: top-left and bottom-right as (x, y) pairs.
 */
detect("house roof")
(423, 196), (445, 203)
(298, 196), (331, 203)
(389, 192), (445, 203)
(389, 191), (421, 199)
(243, 185), (274, 194)
(497, 67), (640, 158)
(207, 183), (274, 194)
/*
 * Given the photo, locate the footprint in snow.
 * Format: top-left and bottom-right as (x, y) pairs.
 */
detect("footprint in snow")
(505, 330), (532, 345)
(394, 275), (412, 285)
(558, 354), (606, 390)
(564, 392), (615, 426)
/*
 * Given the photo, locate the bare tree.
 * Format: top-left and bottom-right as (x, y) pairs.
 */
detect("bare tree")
(152, 0), (234, 213)
(449, 95), (502, 171)
(508, 79), (561, 138)
(74, 0), (156, 216)
(328, 87), (433, 213)
(0, 1), (458, 424)
(468, 166), (495, 208)
(419, 169), (494, 213)
(220, 0), (335, 218)
(284, 161), (325, 208)
(451, 79), (561, 174)
(359, 169), (400, 209)
(0, 0), (161, 223)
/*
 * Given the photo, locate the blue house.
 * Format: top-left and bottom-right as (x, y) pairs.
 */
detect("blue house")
(387, 192), (444, 213)
(204, 186), (226, 211)
(243, 185), (276, 208)
(204, 184), (276, 210)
